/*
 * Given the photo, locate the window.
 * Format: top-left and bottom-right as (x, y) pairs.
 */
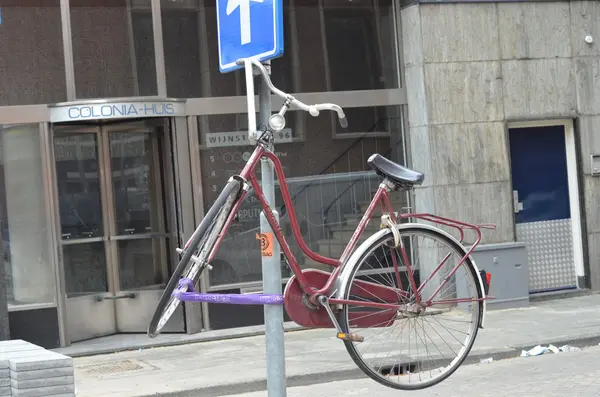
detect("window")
(0, 124), (56, 307)
(161, 0), (398, 98)
(0, 1), (66, 105)
(197, 105), (403, 286)
(70, 0), (158, 99)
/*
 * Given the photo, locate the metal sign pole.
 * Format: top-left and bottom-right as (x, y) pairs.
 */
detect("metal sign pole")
(218, 0), (286, 392)
(244, 59), (257, 141)
(256, 60), (287, 397)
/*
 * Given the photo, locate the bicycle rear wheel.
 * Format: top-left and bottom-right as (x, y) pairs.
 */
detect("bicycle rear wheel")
(147, 178), (242, 338)
(338, 225), (483, 390)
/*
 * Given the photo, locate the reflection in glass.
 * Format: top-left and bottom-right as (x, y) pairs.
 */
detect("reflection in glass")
(0, 1), (66, 105)
(161, 0), (397, 98)
(109, 132), (158, 235)
(54, 133), (103, 239)
(198, 105), (405, 286)
(0, 124), (56, 305)
(63, 243), (108, 298)
(70, 0), (157, 99)
(118, 239), (168, 290)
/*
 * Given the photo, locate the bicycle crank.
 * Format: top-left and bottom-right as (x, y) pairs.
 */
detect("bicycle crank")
(317, 295), (365, 343)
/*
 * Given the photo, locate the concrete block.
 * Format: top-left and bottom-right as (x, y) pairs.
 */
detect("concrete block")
(434, 181), (515, 244)
(570, 1), (600, 57)
(0, 349), (59, 361)
(578, 115), (600, 175)
(11, 375), (74, 389)
(11, 383), (74, 397)
(498, 2), (571, 60)
(502, 58), (576, 119)
(421, 3), (500, 63)
(583, 175), (600, 234)
(587, 233), (600, 290)
(0, 369), (8, 378)
(0, 386), (9, 396)
(0, 341), (44, 354)
(404, 66), (428, 127)
(400, 3), (423, 67)
(0, 378), (7, 387)
(575, 58), (600, 115)
(10, 367), (73, 381)
(413, 186), (436, 215)
(430, 122), (509, 185)
(0, 340), (35, 348)
(425, 61), (504, 125)
(8, 353), (72, 372)
(408, 126), (433, 187)
(424, 63), (466, 125)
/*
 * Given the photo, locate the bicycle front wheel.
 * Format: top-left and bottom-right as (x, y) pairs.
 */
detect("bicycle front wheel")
(338, 225), (483, 390)
(147, 178), (242, 338)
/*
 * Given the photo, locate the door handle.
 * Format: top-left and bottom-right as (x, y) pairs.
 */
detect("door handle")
(512, 190), (524, 214)
(95, 293), (137, 302)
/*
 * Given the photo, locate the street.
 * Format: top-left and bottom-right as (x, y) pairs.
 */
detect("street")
(233, 345), (600, 397)
(66, 294), (600, 397)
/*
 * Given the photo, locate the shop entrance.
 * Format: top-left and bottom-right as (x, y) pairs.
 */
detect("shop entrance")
(52, 119), (184, 343)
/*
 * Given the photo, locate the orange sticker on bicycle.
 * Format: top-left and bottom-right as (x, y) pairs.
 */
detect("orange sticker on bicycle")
(256, 232), (274, 257)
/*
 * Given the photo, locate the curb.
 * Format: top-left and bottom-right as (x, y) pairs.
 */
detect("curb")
(59, 324), (309, 358)
(136, 334), (600, 397)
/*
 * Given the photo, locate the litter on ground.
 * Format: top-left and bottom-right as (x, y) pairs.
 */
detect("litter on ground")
(520, 344), (581, 357)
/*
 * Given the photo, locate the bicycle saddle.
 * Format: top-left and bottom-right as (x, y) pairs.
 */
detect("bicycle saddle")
(367, 154), (425, 186)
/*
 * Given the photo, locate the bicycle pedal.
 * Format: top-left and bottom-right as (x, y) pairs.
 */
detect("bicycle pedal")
(336, 332), (364, 343)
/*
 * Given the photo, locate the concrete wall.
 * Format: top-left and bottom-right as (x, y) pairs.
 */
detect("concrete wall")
(401, 1), (600, 286)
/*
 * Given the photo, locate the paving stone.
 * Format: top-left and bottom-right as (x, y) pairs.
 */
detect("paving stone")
(9, 353), (73, 372)
(68, 294), (600, 397)
(11, 375), (74, 389)
(11, 383), (75, 397)
(231, 345), (600, 397)
(0, 340), (43, 354)
(10, 367), (73, 381)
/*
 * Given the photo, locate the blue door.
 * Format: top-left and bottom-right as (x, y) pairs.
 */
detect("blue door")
(509, 125), (577, 293)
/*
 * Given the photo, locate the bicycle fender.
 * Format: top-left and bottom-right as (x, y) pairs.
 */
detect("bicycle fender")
(333, 222), (487, 329)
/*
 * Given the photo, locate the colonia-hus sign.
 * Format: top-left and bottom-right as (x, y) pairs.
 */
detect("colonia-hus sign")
(49, 99), (186, 123)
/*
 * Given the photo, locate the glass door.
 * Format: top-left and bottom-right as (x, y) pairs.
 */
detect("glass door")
(54, 121), (184, 343)
(104, 126), (183, 333)
(55, 130), (115, 342)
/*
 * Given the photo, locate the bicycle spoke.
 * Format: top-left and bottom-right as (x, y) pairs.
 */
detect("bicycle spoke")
(340, 227), (481, 390)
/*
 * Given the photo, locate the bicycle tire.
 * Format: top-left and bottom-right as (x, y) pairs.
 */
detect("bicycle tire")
(147, 178), (242, 338)
(337, 225), (483, 390)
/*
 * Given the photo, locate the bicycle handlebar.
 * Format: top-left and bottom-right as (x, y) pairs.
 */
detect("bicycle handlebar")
(236, 58), (348, 128)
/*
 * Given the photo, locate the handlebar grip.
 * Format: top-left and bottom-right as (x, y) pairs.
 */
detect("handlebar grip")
(339, 116), (348, 128)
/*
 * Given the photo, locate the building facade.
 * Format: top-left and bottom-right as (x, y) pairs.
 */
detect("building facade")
(0, 0), (597, 349)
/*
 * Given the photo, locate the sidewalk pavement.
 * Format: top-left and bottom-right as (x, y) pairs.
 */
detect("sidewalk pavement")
(229, 344), (600, 397)
(59, 293), (600, 397)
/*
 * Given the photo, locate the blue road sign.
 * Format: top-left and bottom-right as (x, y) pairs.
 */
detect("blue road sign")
(216, 0), (284, 73)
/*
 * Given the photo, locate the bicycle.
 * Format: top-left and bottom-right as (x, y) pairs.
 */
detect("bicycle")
(148, 58), (496, 390)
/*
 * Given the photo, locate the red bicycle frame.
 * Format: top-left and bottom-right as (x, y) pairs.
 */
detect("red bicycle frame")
(203, 143), (494, 310)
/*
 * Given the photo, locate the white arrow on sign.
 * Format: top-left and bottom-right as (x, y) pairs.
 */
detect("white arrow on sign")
(227, 0), (264, 45)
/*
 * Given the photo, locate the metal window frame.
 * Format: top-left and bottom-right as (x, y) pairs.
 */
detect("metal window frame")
(1, 123), (61, 313)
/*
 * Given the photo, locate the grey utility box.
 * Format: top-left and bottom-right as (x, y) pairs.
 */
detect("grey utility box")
(456, 242), (530, 311)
